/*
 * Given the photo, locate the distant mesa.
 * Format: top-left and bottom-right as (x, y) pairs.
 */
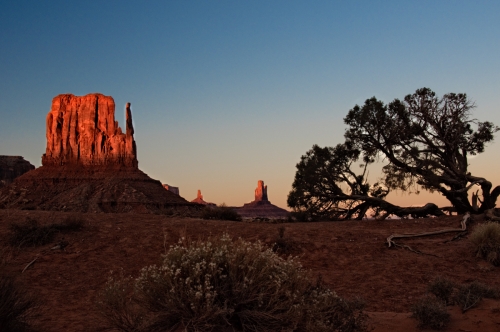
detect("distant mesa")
(0, 156), (35, 189)
(0, 93), (190, 213)
(191, 190), (216, 206)
(235, 180), (289, 218)
(163, 184), (180, 196)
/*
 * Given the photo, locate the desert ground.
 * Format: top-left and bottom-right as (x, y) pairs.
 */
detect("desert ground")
(1, 209), (500, 331)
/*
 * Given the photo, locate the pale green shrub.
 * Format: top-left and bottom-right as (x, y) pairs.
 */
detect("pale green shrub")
(98, 234), (366, 332)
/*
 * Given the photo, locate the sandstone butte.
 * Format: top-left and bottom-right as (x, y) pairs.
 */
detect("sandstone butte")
(235, 180), (289, 218)
(0, 93), (190, 213)
(42, 94), (137, 167)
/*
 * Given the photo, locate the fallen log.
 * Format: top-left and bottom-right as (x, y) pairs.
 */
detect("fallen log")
(386, 213), (470, 248)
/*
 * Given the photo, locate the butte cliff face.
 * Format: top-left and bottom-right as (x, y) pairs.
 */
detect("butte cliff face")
(0, 93), (189, 213)
(0, 156), (35, 188)
(42, 94), (137, 167)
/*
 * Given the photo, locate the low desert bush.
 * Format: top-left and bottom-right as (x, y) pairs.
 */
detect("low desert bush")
(8, 216), (84, 248)
(0, 276), (39, 332)
(98, 234), (366, 332)
(201, 204), (242, 221)
(428, 277), (455, 305)
(272, 226), (296, 254)
(454, 281), (499, 312)
(411, 296), (450, 330)
(289, 211), (310, 222)
(470, 222), (500, 265)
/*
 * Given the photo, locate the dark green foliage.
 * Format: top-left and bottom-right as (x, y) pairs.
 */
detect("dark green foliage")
(8, 216), (84, 248)
(201, 204), (242, 221)
(411, 296), (450, 330)
(287, 143), (388, 220)
(287, 141), (444, 220)
(287, 87), (500, 218)
(344, 88), (499, 214)
(428, 277), (455, 305)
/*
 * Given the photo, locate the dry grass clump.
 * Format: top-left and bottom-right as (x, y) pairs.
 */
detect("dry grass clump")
(98, 234), (366, 332)
(0, 276), (39, 332)
(8, 216), (84, 248)
(0, 252), (39, 331)
(470, 222), (500, 265)
(454, 281), (499, 312)
(201, 204), (242, 221)
(428, 277), (455, 305)
(411, 296), (450, 330)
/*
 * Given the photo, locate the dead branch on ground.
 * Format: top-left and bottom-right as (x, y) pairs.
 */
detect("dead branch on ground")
(386, 213), (470, 248)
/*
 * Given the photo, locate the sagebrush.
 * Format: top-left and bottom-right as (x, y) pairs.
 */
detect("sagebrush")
(98, 234), (366, 332)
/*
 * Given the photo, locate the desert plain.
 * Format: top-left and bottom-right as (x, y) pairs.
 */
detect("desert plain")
(1, 209), (500, 331)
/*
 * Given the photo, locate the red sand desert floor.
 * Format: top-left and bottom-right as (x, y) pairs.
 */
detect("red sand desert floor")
(1, 209), (499, 331)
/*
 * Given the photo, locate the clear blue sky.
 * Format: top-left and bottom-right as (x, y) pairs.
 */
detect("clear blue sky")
(1, 1), (499, 209)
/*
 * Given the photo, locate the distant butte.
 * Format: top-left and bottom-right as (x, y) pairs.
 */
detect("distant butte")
(0, 93), (190, 213)
(191, 190), (215, 206)
(235, 180), (289, 218)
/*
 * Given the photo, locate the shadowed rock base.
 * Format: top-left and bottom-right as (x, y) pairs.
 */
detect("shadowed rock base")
(0, 156), (35, 189)
(0, 165), (190, 213)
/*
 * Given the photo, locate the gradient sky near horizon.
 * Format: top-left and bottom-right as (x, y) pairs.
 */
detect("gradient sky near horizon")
(1, 1), (499, 210)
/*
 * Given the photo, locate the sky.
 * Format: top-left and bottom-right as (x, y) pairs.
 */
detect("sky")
(1, 1), (499, 209)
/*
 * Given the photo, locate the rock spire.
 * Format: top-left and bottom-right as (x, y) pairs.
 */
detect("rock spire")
(42, 94), (138, 167)
(254, 180), (268, 201)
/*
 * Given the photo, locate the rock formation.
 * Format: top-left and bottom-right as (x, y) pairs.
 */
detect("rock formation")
(0, 156), (35, 188)
(163, 184), (180, 196)
(42, 94), (137, 167)
(0, 93), (191, 213)
(191, 190), (215, 206)
(235, 180), (289, 218)
(254, 180), (268, 201)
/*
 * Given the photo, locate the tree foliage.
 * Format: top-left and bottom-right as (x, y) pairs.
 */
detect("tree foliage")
(289, 88), (499, 219)
(287, 143), (384, 220)
(344, 88), (499, 214)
